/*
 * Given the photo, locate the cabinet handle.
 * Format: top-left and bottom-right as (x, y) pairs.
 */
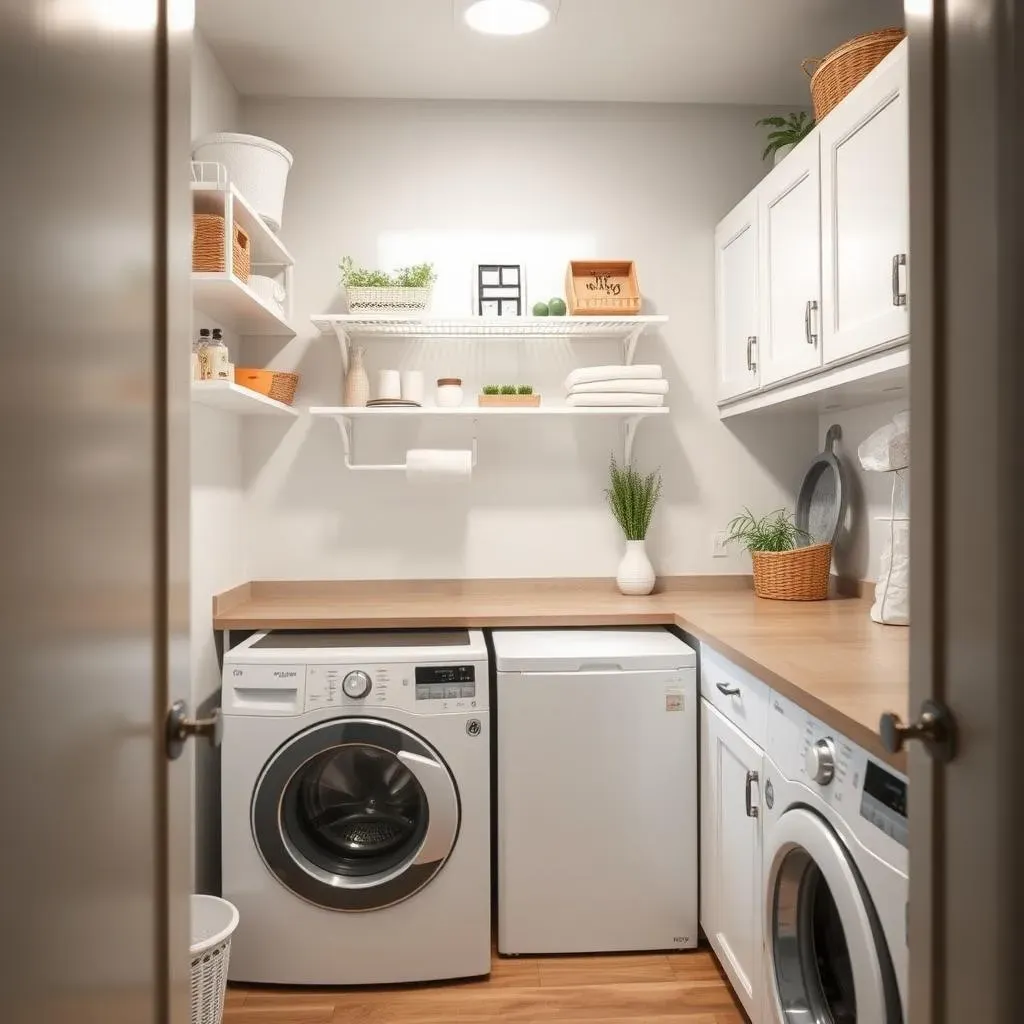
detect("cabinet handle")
(747, 336), (758, 373)
(892, 254), (907, 306)
(805, 299), (818, 346)
(745, 770), (759, 818)
(716, 682), (741, 697)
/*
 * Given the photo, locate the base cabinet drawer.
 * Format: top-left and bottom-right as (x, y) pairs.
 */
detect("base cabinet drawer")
(700, 646), (770, 748)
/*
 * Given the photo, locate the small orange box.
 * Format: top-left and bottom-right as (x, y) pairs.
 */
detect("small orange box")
(566, 260), (641, 316)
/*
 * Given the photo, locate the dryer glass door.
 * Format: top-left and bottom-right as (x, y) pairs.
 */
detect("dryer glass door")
(252, 719), (460, 912)
(766, 807), (902, 1024)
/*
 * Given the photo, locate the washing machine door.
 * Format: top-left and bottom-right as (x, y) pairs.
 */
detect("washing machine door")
(765, 807), (902, 1024)
(251, 718), (460, 912)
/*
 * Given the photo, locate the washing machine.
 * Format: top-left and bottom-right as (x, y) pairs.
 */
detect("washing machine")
(221, 629), (491, 985)
(762, 692), (908, 1024)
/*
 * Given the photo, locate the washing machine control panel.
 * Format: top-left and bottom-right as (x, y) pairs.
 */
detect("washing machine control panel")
(341, 670), (371, 699)
(804, 737), (836, 785)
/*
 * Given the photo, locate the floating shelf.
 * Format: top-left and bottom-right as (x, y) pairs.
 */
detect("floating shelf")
(311, 314), (669, 372)
(192, 380), (299, 417)
(310, 405), (668, 469)
(192, 273), (296, 337)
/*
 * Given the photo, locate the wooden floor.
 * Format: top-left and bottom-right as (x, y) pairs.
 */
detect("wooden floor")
(225, 948), (745, 1023)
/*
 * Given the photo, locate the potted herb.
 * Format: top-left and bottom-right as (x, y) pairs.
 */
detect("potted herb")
(755, 112), (815, 167)
(725, 507), (831, 601)
(606, 456), (662, 596)
(478, 384), (541, 408)
(339, 257), (437, 313)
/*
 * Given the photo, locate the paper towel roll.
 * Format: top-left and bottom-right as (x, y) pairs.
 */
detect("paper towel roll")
(405, 449), (473, 482)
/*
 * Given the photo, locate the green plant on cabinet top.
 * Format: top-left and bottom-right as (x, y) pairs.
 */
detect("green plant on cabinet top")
(755, 111), (815, 162)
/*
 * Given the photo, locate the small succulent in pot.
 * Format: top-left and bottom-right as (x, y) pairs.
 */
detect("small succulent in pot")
(516, 385), (534, 395)
(481, 384), (501, 395)
(755, 111), (815, 163)
(499, 384), (518, 395)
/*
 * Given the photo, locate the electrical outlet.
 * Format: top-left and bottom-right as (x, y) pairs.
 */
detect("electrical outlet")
(712, 532), (729, 558)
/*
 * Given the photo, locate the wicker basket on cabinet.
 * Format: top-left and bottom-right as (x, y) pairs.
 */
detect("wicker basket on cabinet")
(802, 28), (905, 120)
(234, 368), (299, 406)
(751, 543), (832, 601)
(192, 213), (251, 282)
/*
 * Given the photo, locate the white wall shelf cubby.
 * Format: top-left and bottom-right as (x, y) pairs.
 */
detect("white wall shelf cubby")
(192, 380), (300, 417)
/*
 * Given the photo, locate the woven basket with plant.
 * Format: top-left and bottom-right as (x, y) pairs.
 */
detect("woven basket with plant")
(339, 257), (437, 313)
(726, 508), (831, 602)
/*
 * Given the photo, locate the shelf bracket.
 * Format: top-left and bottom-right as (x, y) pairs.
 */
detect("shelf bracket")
(333, 415), (479, 474)
(623, 325), (644, 367)
(623, 416), (641, 465)
(331, 324), (351, 376)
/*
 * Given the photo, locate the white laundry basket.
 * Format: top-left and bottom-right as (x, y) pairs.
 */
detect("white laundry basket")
(190, 895), (239, 1024)
(192, 133), (293, 232)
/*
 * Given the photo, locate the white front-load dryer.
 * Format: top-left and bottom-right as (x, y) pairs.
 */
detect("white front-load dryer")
(762, 692), (908, 1024)
(221, 629), (491, 985)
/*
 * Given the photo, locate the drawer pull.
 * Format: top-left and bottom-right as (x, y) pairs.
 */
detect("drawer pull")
(716, 682), (741, 697)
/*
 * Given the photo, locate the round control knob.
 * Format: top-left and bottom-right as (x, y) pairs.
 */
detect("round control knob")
(805, 738), (836, 785)
(342, 670), (372, 700)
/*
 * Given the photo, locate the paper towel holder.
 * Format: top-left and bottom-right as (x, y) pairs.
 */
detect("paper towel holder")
(333, 416), (478, 473)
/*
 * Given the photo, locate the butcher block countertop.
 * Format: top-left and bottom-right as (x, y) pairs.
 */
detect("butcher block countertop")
(213, 578), (909, 769)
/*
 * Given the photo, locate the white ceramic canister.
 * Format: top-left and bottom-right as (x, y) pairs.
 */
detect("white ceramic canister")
(436, 377), (464, 408)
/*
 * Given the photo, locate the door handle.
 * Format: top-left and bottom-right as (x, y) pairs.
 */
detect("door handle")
(716, 682), (741, 697)
(165, 700), (222, 761)
(747, 336), (758, 373)
(805, 299), (818, 345)
(745, 770), (759, 818)
(892, 254), (907, 306)
(880, 699), (956, 762)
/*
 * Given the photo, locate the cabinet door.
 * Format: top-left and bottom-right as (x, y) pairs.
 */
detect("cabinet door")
(758, 137), (823, 386)
(820, 42), (909, 363)
(715, 195), (760, 401)
(700, 699), (763, 1023)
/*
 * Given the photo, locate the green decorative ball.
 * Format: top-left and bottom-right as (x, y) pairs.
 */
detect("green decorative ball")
(532, 301), (550, 316)
(548, 297), (567, 316)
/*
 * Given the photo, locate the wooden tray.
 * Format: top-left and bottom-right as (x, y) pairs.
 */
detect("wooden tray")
(478, 394), (542, 407)
(566, 260), (641, 316)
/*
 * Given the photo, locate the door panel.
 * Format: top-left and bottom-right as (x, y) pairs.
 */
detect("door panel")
(759, 139), (823, 385)
(716, 196), (760, 401)
(821, 44), (910, 363)
(700, 700), (763, 1021)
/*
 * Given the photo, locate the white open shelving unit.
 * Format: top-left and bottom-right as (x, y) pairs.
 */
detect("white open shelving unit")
(311, 314), (669, 372)
(192, 380), (300, 417)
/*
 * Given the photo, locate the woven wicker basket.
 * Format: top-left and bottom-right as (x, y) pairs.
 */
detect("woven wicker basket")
(802, 28), (905, 120)
(192, 213), (251, 282)
(234, 368), (299, 406)
(751, 543), (832, 601)
(346, 286), (432, 314)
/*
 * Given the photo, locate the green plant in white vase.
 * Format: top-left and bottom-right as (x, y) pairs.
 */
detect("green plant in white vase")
(606, 456), (663, 596)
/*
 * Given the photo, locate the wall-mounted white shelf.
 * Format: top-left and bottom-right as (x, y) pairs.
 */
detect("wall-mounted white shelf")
(193, 273), (296, 337)
(192, 380), (299, 417)
(311, 315), (669, 372)
(310, 404), (668, 469)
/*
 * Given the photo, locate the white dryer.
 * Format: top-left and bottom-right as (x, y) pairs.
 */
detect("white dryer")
(762, 692), (908, 1024)
(221, 629), (491, 985)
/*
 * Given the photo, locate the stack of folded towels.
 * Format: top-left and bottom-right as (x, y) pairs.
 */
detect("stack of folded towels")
(564, 364), (669, 407)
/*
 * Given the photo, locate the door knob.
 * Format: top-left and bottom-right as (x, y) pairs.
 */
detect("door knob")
(165, 699), (223, 761)
(879, 699), (956, 762)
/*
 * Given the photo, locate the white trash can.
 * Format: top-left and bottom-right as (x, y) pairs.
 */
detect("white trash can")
(190, 895), (239, 1024)
(192, 133), (293, 232)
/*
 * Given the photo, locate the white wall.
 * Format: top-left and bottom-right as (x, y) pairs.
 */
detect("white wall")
(190, 31), (244, 893)
(240, 98), (818, 580)
(821, 400), (909, 582)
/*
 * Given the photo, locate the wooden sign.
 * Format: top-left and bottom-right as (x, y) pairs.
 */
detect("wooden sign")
(566, 261), (641, 315)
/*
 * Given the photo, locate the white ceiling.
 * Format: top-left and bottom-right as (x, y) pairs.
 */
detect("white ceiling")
(198, 0), (904, 105)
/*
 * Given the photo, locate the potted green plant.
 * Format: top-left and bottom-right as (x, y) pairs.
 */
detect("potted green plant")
(339, 257), (437, 313)
(606, 456), (662, 596)
(478, 384), (541, 407)
(755, 112), (815, 167)
(725, 507), (831, 601)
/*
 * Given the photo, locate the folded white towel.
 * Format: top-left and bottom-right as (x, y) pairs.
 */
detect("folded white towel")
(566, 393), (665, 407)
(568, 378), (668, 396)
(564, 364), (663, 390)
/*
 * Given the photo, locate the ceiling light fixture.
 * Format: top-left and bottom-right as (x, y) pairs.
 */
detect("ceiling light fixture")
(463, 0), (554, 36)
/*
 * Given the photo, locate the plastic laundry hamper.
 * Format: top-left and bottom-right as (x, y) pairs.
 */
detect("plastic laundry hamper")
(191, 133), (293, 232)
(190, 895), (239, 1024)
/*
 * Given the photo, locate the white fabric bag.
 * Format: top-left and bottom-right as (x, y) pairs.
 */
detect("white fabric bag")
(871, 517), (910, 625)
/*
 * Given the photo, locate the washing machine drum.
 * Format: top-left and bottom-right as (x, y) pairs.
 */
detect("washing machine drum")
(252, 718), (460, 912)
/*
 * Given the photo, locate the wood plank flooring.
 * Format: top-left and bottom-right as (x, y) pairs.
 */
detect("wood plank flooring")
(225, 949), (745, 1023)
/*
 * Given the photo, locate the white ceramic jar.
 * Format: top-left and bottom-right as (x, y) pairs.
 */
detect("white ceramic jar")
(436, 377), (464, 408)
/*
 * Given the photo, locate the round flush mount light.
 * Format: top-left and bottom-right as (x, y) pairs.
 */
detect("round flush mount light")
(463, 0), (555, 36)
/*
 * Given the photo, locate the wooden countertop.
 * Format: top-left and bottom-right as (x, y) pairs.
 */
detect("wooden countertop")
(213, 578), (909, 769)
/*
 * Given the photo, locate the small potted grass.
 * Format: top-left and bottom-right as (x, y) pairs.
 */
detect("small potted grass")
(478, 384), (541, 408)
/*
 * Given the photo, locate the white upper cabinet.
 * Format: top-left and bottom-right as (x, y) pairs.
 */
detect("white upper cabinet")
(758, 134), (822, 386)
(715, 195), (760, 402)
(820, 42), (909, 363)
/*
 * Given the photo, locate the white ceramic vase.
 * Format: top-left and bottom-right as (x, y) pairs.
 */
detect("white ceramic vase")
(773, 143), (794, 166)
(616, 539), (656, 596)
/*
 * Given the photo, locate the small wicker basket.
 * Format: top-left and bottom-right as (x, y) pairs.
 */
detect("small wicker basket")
(193, 213), (251, 282)
(751, 543), (832, 602)
(234, 368), (299, 406)
(346, 286), (433, 314)
(802, 28), (905, 120)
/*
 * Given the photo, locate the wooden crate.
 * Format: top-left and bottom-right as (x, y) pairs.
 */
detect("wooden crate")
(566, 260), (641, 316)
(478, 394), (542, 407)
